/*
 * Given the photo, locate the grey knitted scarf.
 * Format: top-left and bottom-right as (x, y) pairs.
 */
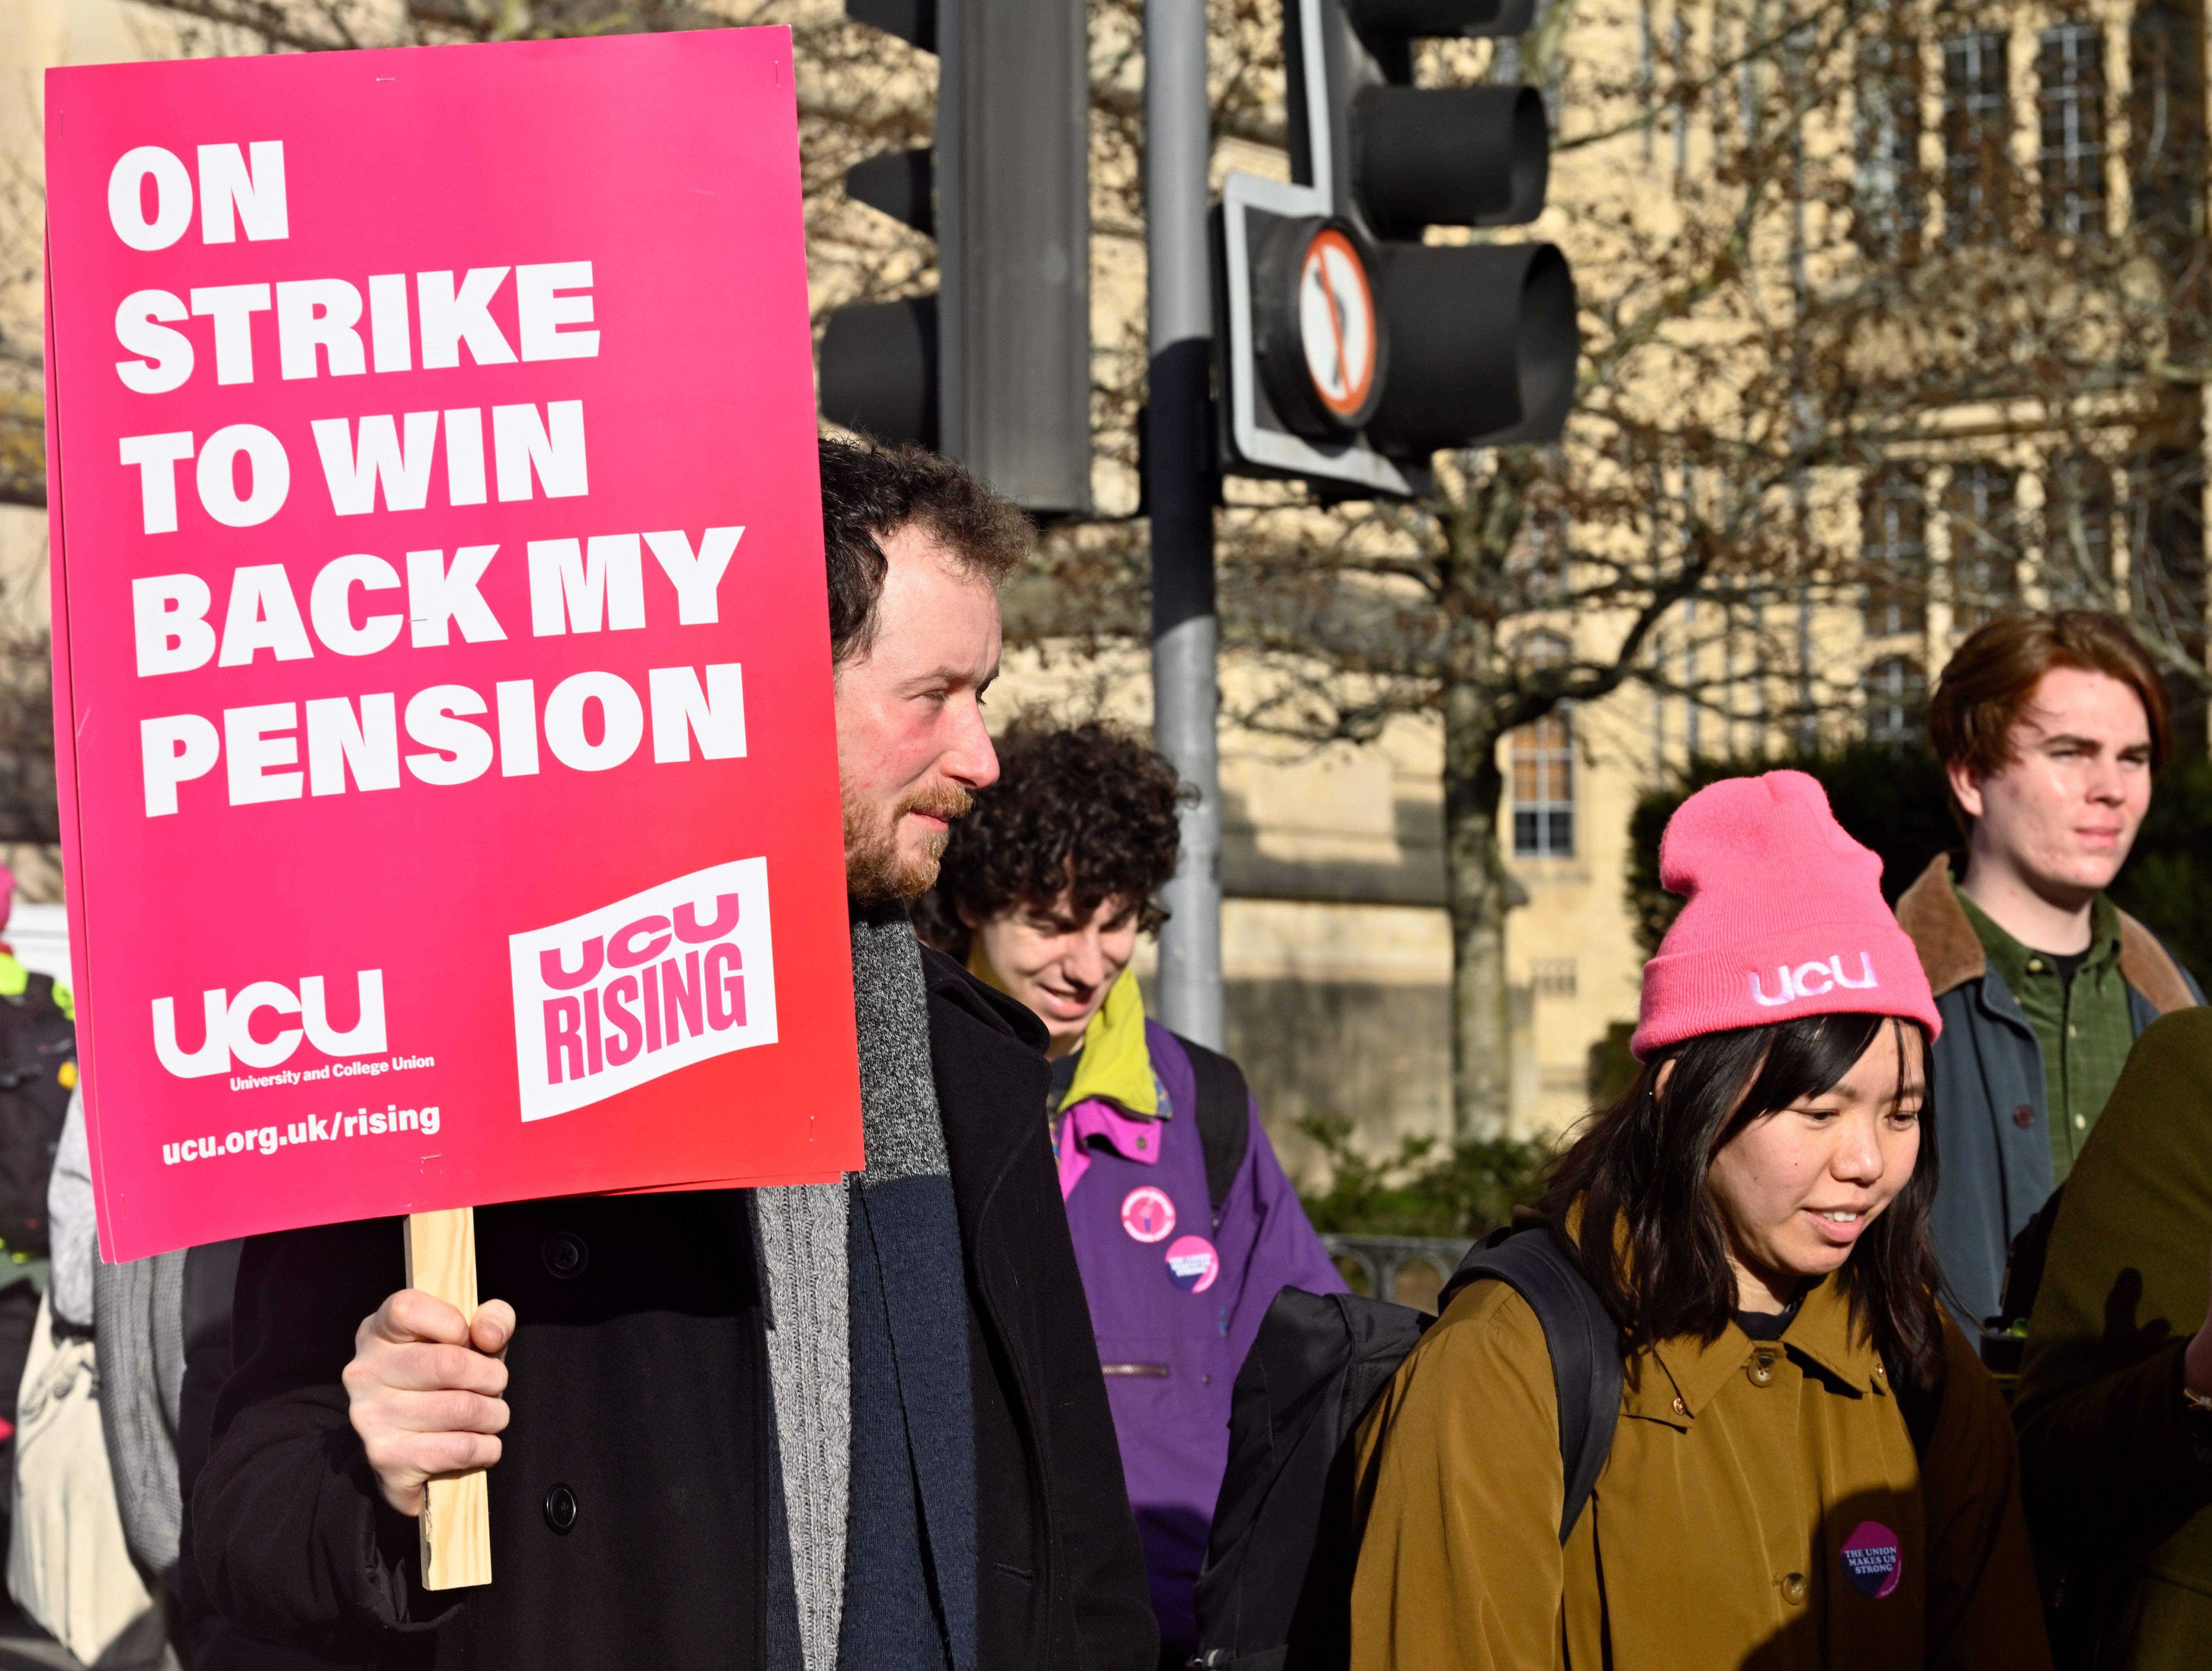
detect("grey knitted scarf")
(93, 1243), (186, 1575)
(757, 1176), (850, 1671)
(757, 904), (974, 1671)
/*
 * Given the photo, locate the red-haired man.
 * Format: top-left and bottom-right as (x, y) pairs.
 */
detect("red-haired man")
(1897, 611), (2200, 1329)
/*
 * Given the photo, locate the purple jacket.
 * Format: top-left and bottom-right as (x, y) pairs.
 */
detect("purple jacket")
(1057, 1020), (1345, 1655)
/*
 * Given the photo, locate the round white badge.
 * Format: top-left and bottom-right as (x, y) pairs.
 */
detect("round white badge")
(1121, 1186), (1176, 1244)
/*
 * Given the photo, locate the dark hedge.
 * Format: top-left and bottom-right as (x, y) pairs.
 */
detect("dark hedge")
(1627, 743), (2212, 982)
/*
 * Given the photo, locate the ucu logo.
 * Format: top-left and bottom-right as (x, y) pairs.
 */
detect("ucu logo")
(1749, 953), (1880, 1007)
(152, 970), (387, 1078)
(536, 893), (747, 1082)
(509, 857), (779, 1123)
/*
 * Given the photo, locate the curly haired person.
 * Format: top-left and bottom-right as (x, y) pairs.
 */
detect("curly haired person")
(917, 720), (1343, 1667)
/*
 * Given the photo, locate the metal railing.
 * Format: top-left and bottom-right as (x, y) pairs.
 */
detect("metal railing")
(1320, 1234), (1476, 1313)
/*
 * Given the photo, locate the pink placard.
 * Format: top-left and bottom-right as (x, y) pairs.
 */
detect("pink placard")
(43, 31), (861, 1262)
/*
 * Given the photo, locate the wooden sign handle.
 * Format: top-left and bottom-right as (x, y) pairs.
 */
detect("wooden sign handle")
(404, 1208), (493, 1589)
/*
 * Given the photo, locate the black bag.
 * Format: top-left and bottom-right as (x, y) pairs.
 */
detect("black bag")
(0, 973), (76, 1259)
(1188, 1224), (1622, 1671)
(1978, 1184), (2067, 1380)
(1176, 1033), (1252, 1226)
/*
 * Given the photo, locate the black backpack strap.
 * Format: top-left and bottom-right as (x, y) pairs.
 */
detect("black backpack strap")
(1440, 1228), (1622, 1544)
(1895, 1362), (1943, 1460)
(1175, 1033), (1252, 1224)
(1891, 1311), (1953, 1461)
(1997, 1183), (2065, 1331)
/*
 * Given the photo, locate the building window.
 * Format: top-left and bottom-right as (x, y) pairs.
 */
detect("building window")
(2130, 2), (2208, 252)
(1531, 958), (1579, 998)
(2129, 445), (2208, 657)
(1945, 463), (2020, 634)
(1865, 655), (1928, 748)
(2039, 23), (2108, 236)
(2045, 451), (2114, 605)
(1943, 31), (2012, 243)
(1854, 34), (1924, 259)
(1511, 713), (1574, 858)
(1513, 502), (1571, 605)
(1861, 468), (1928, 638)
(1511, 630), (1573, 859)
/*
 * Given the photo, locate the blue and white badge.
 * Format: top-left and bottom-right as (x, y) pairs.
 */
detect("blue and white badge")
(1165, 1235), (1220, 1294)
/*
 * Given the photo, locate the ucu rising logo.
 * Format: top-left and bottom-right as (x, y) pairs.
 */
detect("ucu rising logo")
(508, 857), (778, 1122)
(151, 971), (386, 1078)
(1750, 953), (1880, 1007)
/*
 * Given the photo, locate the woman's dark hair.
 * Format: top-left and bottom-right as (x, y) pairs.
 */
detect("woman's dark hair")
(913, 719), (1195, 957)
(1540, 1010), (1946, 1389)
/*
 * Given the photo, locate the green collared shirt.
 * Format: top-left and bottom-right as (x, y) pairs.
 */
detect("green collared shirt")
(1954, 883), (2133, 1184)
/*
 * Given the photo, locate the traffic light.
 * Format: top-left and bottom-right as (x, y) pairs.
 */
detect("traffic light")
(1216, 0), (1579, 495)
(819, 0), (1093, 515)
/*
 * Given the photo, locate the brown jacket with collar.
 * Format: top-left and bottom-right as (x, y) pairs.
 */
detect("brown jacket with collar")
(1348, 1270), (2049, 1671)
(1894, 855), (2198, 1329)
(1893, 856), (2194, 1016)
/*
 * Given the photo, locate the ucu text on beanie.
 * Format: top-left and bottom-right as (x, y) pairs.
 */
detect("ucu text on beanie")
(1631, 770), (1940, 1059)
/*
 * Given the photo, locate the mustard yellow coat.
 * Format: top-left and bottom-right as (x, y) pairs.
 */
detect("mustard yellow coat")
(1349, 1272), (2050, 1670)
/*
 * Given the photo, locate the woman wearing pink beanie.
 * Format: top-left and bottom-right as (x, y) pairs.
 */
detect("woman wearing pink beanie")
(1350, 772), (2048, 1670)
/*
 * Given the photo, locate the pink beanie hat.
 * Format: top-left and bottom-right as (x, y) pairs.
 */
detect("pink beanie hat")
(1632, 771), (1940, 1058)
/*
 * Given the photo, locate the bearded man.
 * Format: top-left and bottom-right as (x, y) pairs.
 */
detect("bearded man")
(193, 439), (1159, 1671)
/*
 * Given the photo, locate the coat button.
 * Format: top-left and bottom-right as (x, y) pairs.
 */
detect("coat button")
(544, 1483), (578, 1534)
(1780, 1572), (1807, 1605)
(1671, 1395), (1687, 1416)
(542, 1232), (589, 1280)
(1748, 1352), (1777, 1387)
(2012, 1104), (2035, 1130)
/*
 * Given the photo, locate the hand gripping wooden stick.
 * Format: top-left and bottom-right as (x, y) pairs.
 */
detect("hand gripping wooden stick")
(404, 1208), (493, 1589)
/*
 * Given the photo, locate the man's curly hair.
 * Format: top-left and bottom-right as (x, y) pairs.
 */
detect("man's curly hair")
(819, 435), (1033, 667)
(914, 720), (1195, 956)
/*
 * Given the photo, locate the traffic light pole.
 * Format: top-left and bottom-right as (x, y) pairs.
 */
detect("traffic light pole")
(1146, 0), (1223, 1050)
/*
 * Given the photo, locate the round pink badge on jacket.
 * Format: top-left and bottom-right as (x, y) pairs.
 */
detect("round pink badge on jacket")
(1165, 1235), (1220, 1294)
(1121, 1186), (1176, 1243)
(1840, 1521), (1902, 1599)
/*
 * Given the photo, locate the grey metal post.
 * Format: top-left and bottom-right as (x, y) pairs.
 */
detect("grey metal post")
(1146, 0), (1222, 1048)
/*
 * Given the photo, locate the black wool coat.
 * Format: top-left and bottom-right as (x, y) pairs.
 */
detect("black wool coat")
(195, 950), (1159, 1671)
